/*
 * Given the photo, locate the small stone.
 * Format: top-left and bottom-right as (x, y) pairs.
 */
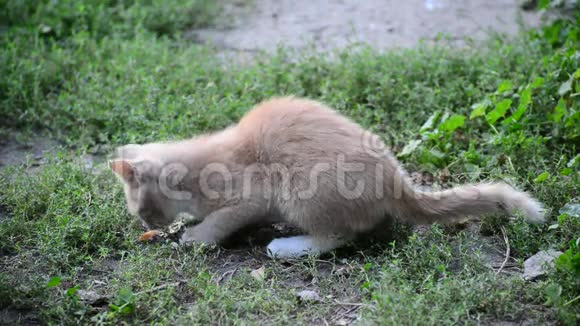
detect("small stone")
(250, 266), (266, 282)
(39, 24), (52, 34)
(296, 290), (321, 302)
(76, 290), (107, 305)
(523, 250), (563, 281)
(335, 319), (349, 326)
(559, 202), (580, 218)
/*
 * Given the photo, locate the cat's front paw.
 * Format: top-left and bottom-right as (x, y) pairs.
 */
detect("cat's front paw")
(179, 227), (217, 247)
(179, 229), (197, 247)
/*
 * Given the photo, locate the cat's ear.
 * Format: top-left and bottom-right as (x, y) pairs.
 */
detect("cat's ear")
(109, 159), (136, 183)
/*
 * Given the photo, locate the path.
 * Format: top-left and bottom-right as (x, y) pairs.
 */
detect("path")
(192, 0), (541, 56)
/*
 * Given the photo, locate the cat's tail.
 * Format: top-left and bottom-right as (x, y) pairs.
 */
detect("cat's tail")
(396, 182), (545, 225)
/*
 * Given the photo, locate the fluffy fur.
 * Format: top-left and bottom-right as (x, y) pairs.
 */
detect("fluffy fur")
(110, 97), (545, 258)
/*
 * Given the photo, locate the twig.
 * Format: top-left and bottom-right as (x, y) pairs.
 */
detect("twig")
(491, 263), (518, 269)
(331, 305), (360, 322)
(216, 269), (237, 283)
(334, 301), (370, 307)
(137, 281), (181, 295)
(496, 226), (510, 275)
(330, 300), (371, 322)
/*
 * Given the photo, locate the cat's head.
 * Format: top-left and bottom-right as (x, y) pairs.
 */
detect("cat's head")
(109, 144), (185, 230)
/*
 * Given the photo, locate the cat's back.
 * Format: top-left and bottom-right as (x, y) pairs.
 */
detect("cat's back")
(237, 97), (370, 164)
(238, 97), (327, 131)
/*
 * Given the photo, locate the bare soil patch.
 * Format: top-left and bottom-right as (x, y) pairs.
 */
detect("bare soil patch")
(192, 0), (541, 58)
(0, 133), (58, 168)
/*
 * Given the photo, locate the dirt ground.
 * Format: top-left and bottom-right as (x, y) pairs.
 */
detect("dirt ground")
(0, 135), (58, 168)
(192, 0), (541, 57)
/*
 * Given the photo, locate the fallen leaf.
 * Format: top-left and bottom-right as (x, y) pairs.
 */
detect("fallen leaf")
(250, 266), (266, 281)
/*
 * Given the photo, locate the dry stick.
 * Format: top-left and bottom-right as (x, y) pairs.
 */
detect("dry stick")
(331, 300), (371, 322)
(216, 269), (237, 283)
(137, 282), (182, 295)
(334, 301), (370, 307)
(331, 305), (360, 322)
(496, 226), (510, 275)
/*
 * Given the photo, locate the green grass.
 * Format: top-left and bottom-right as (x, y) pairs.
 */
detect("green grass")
(1, 0), (579, 324)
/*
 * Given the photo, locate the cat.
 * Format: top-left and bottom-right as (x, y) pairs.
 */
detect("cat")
(110, 97), (545, 258)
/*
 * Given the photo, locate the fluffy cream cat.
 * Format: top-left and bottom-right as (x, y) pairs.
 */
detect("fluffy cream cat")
(110, 97), (545, 258)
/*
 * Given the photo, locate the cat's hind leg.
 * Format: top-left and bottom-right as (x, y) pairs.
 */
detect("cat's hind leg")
(266, 235), (347, 258)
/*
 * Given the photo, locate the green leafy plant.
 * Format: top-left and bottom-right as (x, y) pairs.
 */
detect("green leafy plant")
(109, 288), (136, 316)
(556, 238), (580, 276)
(545, 237), (580, 324)
(46, 277), (61, 288)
